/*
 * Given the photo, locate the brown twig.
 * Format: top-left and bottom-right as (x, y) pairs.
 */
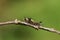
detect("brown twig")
(0, 18), (60, 34)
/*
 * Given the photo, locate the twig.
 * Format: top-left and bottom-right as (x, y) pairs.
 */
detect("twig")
(0, 18), (60, 34)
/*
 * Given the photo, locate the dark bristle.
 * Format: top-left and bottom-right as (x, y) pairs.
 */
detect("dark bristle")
(40, 21), (42, 23)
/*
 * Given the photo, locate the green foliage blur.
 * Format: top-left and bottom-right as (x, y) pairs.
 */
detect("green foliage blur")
(0, 0), (60, 40)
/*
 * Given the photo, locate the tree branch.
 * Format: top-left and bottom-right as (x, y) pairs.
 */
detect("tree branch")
(0, 18), (60, 34)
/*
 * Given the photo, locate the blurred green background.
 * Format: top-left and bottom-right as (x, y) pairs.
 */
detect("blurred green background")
(0, 0), (60, 40)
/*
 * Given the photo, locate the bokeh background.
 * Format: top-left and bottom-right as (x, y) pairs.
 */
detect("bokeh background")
(0, 0), (60, 40)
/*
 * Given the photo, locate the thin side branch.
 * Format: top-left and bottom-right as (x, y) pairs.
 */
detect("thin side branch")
(0, 18), (60, 34)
